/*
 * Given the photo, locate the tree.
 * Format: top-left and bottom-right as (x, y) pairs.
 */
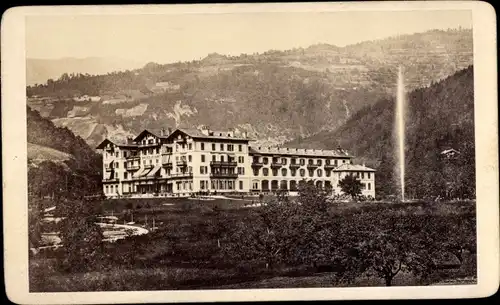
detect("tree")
(58, 199), (104, 272)
(224, 183), (338, 270)
(338, 174), (363, 199)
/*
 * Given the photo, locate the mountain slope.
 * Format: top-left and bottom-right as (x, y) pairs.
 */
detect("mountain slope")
(285, 66), (475, 199)
(26, 28), (473, 148)
(27, 106), (103, 201)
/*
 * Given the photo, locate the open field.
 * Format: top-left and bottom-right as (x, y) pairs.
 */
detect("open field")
(30, 197), (477, 292)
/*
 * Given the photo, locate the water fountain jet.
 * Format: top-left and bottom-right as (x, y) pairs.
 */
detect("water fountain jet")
(395, 65), (406, 202)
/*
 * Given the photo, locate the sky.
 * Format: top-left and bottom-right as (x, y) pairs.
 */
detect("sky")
(26, 10), (472, 65)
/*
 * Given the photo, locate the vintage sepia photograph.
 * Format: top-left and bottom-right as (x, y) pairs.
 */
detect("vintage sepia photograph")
(2, 2), (499, 303)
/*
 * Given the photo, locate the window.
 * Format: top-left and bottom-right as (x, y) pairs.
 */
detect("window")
(188, 155), (192, 162)
(201, 155), (206, 162)
(220, 143), (224, 151)
(227, 144), (234, 151)
(156, 148), (159, 154)
(326, 170), (331, 177)
(238, 167), (245, 175)
(326, 159), (330, 165)
(212, 143), (216, 151)
(149, 159), (152, 165)
(291, 158), (297, 165)
(282, 158), (287, 165)
(317, 169), (323, 177)
(105, 185), (109, 193)
(308, 159), (314, 165)
(200, 166), (205, 174)
(368, 183), (371, 190)
(201, 180), (205, 190)
(238, 144), (242, 152)
(272, 169), (278, 176)
(263, 157), (269, 164)
(300, 159), (305, 165)
(253, 168), (259, 176)
(201, 143), (205, 150)
(308, 169), (314, 177)
(317, 159), (322, 166)
(362, 172), (365, 179)
(220, 155), (225, 162)
(148, 139), (153, 144)
(263, 168), (269, 176)
(115, 161), (119, 168)
(212, 155), (216, 162)
(124, 172), (128, 179)
(281, 168), (288, 176)
(291, 169), (296, 177)
(187, 143), (191, 150)
(149, 148), (153, 154)
(300, 169), (305, 177)
(156, 159), (159, 164)
(239, 181), (243, 190)
(115, 152), (119, 157)
(253, 156), (260, 163)
(238, 156), (244, 163)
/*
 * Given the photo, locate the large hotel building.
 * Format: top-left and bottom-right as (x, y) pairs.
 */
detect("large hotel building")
(96, 127), (376, 198)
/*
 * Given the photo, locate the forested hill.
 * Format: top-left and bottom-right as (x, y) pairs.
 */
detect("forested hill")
(27, 28), (472, 148)
(27, 106), (103, 201)
(286, 66), (475, 199)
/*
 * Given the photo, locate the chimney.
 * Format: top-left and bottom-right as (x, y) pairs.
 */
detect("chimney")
(242, 131), (248, 138)
(160, 128), (166, 137)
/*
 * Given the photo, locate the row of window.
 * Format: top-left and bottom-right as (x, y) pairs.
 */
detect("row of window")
(200, 179), (244, 190)
(253, 156), (348, 166)
(254, 168), (327, 177)
(104, 184), (118, 194)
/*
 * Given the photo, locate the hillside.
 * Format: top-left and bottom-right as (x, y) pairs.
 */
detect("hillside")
(27, 106), (103, 202)
(26, 28), (473, 148)
(285, 66), (475, 199)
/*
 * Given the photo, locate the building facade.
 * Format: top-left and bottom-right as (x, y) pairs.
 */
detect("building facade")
(96, 127), (376, 198)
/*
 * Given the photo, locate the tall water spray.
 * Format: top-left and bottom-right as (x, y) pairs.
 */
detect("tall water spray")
(395, 66), (406, 201)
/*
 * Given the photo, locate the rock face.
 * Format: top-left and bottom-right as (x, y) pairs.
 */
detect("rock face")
(27, 28), (473, 148)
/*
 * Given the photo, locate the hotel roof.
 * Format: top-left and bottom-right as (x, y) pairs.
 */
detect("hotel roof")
(249, 146), (351, 158)
(172, 128), (252, 141)
(95, 138), (138, 149)
(332, 163), (376, 172)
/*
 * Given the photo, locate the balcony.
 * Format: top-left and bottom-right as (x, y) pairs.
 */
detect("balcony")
(102, 178), (119, 183)
(170, 172), (193, 179)
(289, 163), (300, 169)
(270, 162), (283, 168)
(105, 166), (114, 172)
(251, 161), (264, 168)
(144, 164), (154, 169)
(307, 163), (319, 169)
(177, 161), (188, 167)
(126, 155), (140, 160)
(210, 161), (237, 167)
(324, 163), (337, 169)
(162, 162), (173, 169)
(126, 164), (140, 171)
(210, 172), (238, 179)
